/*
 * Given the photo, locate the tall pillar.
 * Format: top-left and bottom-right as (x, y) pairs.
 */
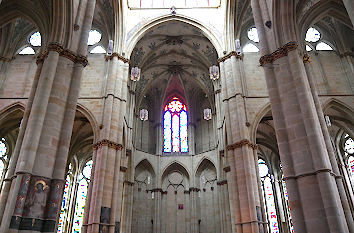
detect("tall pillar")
(219, 52), (262, 233)
(343, 0), (354, 27)
(304, 56), (354, 231)
(0, 1), (96, 231)
(84, 54), (129, 233)
(251, 0), (350, 232)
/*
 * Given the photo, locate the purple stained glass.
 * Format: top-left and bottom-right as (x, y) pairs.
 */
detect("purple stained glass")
(259, 159), (279, 233)
(72, 160), (92, 233)
(180, 111), (188, 152)
(164, 111), (172, 152)
(57, 173), (71, 232)
(172, 114), (180, 152)
(163, 97), (188, 153)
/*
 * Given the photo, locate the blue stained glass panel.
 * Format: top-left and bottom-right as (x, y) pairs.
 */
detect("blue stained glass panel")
(172, 114), (180, 152)
(71, 160), (92, 233)
(164, 111), (172, 152)
(57, 173), (71, 232)
(163, 97), (188, 153)
(180, 111), (188, 152)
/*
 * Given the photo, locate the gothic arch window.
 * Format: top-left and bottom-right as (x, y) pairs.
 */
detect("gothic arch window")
(0, 138), (9, 191)
(72, 159), (92, 232)
(163, 97), (188, 153)
(305, 27), (334, 51)
(57, 159), (93, 233)
(258, 158), (294, 233)
(343, 134), (354, 188)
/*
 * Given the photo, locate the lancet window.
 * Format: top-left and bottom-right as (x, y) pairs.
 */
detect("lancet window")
(258, 158), (294, 233)
(339, 134), (354, 201)
(0, 138), (8, 191)
(57, 159), (93, 233)
(163, 97), (188, 153)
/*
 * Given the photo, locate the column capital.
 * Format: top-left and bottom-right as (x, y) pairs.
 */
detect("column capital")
(259, 41), (298, 66)
(216, 180), (228, 185)
(303, 54), (311, 63)
(218, 51), (243, 63)
(105, 52), (130, 64)
(92, 139), (123, 151)
(36, 43), (88, 67)
(0, 55), (14, 62)
(226, 139), (258, 151)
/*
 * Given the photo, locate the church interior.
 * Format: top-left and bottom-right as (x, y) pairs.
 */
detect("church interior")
(0, 0), (353, 232)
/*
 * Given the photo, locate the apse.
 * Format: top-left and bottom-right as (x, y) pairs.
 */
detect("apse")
(131, 20), (217, 155)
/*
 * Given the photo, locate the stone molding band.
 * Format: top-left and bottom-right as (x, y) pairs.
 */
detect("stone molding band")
(217, 180), (227, 185)
(218, 51), (243, 63)
(283, 168), (339, 181)
(93, 139), (123, 150)
(223, 93), (242, 102)
(227, 139), (258, 151)
(105, 52), (130, 63)
(0, 56), (14, 62)
(341, 51), (354, 58)
(235, 220), (266, 225)
(120, 166), (128, 172)
(259, 41), (298, 66)
(36, 43), (88, 67)
(123, 180), (134, 186)
(105, 93), (127, 102)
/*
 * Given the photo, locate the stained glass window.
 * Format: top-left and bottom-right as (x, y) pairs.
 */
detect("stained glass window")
(0, 138), (8, 191)
(87, 30), (101, 45)
(58, 164), (73, 233)
(29, 31), (41, 46)
(247, 27), (259, 43)
(258, 159), (279, 233)
(163, 97), (188, 153)
(344, 135), (354, 184)
(72, 160), (92, 233)
(282, 178), (294, 233)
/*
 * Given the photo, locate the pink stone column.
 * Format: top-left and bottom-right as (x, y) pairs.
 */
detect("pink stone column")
(0, 0), (96, 231)
(85, 56), (129, 233)
(219, 54), (262, 233)
(250, 0), (350, 231)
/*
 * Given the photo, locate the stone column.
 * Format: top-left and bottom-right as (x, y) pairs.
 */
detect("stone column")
(0, 61), (42, 222)
(219, 53), (262, 233)
(0, 0), (96, 230)
(84, 55), (129, 233)
(343, 0), (354, 27)
(304, 57), (354, 231)
(251, 0), (350, 231)
(189, 188), (199, 233)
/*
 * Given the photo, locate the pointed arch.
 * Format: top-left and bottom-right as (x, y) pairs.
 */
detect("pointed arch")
(76, 103), (99, 142)
(125, 15), (223, 58)
(135, 159), (156, 179)
(195, 158), (217, 178)
(161, 161), (190, 182)
(250, 103), (272, 143)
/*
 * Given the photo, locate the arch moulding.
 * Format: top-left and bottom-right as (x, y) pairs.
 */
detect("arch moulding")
(124, 14), (224, 59)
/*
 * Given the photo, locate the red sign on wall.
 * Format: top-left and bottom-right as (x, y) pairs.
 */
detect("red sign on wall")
(178, 204), (183, 210)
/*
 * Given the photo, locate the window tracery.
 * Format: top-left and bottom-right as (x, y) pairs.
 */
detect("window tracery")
(57, 159), (93, 233)
(305, 27), (334, 51)
(87, 30), (102, 46)
(243, 27), (260, 53)
(258, 158), (294, 233)
(343, 134), (354, 186)
(29, 31), (41, 47)
(163, 97), (188, 153)
(0, 138), (8, 191)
